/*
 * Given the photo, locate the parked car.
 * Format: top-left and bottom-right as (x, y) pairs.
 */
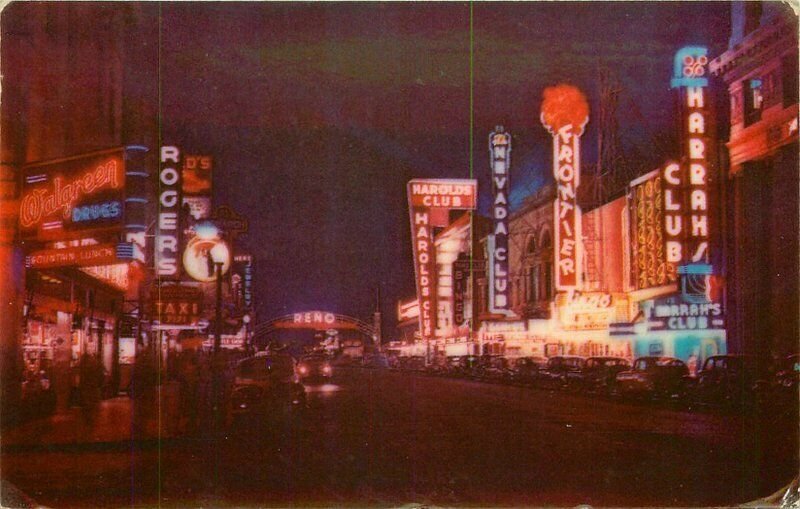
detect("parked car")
(509, 357), (548, 385)
(687, 355), (760, 407)
(399, 356), (426, 372)
(449, 355), (481, 378)
(297, 354), (333, 381)
(478, 356), (513, 383)
(569, 356), (631, 394)
(538, 356), (586, 389)
(425, 356), (449, 376)
(228, 353), (306, 427)
(615, 356), (689, 400)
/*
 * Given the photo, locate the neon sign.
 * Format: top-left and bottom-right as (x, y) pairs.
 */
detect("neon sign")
(407, 179), (477, 340)
(453, 254), (470, 326)
(670, 46), (709, 89)
(684, 81), (710, 263)
(397, 299), (419, 322)
(156, 146), (182, 278)
(541, 84), (589, 291)
(651, 296), (723, 331)
(489, 126), (512, 314)
(630, 170), (677, 289)
(25, 243), (117, 269)
(19, 151), (125, 240)
(72, 201), (121, 222)
(665, 46), (711, 265)
(557, 291), (625, 331)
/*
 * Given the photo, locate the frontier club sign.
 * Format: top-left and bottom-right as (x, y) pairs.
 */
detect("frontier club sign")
(407, 179), (477, 340)
(540, 84), (590, 291)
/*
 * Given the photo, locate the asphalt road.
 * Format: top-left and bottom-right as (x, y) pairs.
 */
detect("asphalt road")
(2, 367), (797, 507)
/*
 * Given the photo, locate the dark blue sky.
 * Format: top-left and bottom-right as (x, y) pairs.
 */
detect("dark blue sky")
(160, 1), (732, 333)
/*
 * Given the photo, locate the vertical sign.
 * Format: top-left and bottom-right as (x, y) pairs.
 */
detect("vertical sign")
(662, 161), (686, 264)
(670, 46), (715, 302)
(233, 254), (253, 311)
(668, 46), (711, 264)
(156, 146), (183, 279)
(407, 179), (477, 340)
(452, 253), (470, 327)
(540, 85), (589, 291)
(489, 127), (512, 314)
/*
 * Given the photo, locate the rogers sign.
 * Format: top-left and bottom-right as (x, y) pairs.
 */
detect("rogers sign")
(407, 179), (477, 340)
(156, 146), (183, 278)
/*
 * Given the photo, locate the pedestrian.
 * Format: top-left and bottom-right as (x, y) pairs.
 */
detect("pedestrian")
(131, 350), (159, 439)
(177, 351), (200, 434)
(79, 354), (104, 427)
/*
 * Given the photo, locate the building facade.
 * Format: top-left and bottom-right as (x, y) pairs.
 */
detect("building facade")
(710, 2), (799, 372)
(1, 3), (160, 418)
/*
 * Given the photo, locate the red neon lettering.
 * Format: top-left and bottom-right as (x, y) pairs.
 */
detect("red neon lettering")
(20, 160), (121, 228)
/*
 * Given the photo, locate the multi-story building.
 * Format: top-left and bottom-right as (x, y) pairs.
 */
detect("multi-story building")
(710, 2), (799, 372)
(1, 3), (159, 417)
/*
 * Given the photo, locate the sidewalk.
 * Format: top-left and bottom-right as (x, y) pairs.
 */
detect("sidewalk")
(1, 395), (182, 450)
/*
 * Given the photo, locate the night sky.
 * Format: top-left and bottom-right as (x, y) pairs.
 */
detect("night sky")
(159, 2), (732, 332)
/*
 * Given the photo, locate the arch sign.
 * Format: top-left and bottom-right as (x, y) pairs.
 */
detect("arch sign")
(255, 311), (375, 338)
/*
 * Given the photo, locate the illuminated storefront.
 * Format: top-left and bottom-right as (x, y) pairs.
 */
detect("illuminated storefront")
(19, 148), (148, 395)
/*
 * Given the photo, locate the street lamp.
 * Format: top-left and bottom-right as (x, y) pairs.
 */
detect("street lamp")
(209, 242), (228, 355)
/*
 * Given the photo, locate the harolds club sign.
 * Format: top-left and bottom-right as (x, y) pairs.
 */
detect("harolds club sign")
(407, 179), (477, 340)
(20, 149), (125, 240)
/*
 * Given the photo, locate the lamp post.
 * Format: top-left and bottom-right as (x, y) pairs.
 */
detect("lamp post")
(209, 242), (228, 356)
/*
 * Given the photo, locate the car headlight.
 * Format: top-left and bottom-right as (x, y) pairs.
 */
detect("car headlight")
(298, 365), (308, 374)
(323, 365), (332, 374)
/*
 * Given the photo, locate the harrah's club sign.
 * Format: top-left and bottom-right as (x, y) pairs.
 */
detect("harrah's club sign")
(489, 127), (513, 314)
(156, 146), (183, 278)
(666, 46), (712, 265)
(540, 84), (589, 291)
(19, 149), (125, 240)
(407, 179), (477, 339)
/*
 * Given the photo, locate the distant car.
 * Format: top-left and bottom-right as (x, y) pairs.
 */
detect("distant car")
(362, 353), (390, 369)
(539, 356), (586, 389)
(570, 356), (631, 394)
(229, 353), (306, 427)
(452, 355), (481, 378)
(478, 356), (513, 382)
(399, 356), (426, 372)
(510, 357), (548, 385)
(425, 356), (449, 376)
(615, 356), (689, 400)
(297, 354), (333, 381)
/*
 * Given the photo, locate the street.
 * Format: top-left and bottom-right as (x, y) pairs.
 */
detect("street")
(3, 366), (796, 507)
